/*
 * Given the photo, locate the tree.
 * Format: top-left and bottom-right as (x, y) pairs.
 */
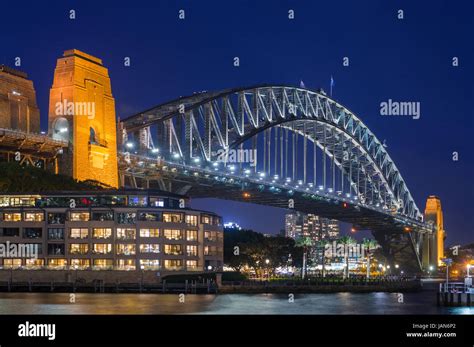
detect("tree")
(0, 162), (107, 192)
(362, 238), (378, 279)
(223, 228), (299, 278)
(318, 239), (330, 278)
(296, 236), (313, 279)
(339, 235), (356, 279)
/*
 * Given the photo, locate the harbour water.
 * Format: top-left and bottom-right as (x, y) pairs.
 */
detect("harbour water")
(0, 290), (472, 315)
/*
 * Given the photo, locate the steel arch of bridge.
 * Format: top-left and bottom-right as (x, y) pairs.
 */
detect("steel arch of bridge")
(122, 85), (422, 222)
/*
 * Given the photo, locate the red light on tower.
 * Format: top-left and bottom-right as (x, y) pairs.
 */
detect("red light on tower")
(343, 202), (348, 208)
(351, 227), (356, 233)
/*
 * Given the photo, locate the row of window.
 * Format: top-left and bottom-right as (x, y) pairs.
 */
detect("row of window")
(50, 244), (220, 256)
(0, 228), (221, 242)
(1, 258), (200, 271)
(0, 195), (179, 209)
(1, 212), (221, 226)
(1, 227), (221, 241)
(66, 244), (199, 256)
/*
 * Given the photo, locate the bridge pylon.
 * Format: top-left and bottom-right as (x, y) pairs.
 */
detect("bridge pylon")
(48, 49), (118, 187)
(423, 196), (445, 268)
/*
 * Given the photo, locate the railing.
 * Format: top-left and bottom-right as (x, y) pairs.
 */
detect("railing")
(439, 281), (474, 293)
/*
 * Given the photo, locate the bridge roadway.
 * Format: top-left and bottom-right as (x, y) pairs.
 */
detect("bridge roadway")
(118, 152), (433, 272)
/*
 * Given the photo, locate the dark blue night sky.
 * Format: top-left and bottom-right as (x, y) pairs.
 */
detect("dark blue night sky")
(1, 0), (472, 245)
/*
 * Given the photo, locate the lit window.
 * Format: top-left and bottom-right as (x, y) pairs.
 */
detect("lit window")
(116, 228), (136, 240)
(164, 244), (183, 255)
(163, 213), (183, 223)
(185, 215), (198, 226)
(140, 228), (159, 237)
(70, 212), (90, 221)
(24, 258), (44, 269)
(186, 260), (198, 270)
(93, 243), (112, 254)
(70, 259), (90, 269)
(186, 230), (197, 241)
(70, 228), (88, 239)
(24, 212), (44, 222)
(3, 259), (22, 269)
(164, 259), (183, 270)
(116, 244), (136, 255)
(92, 228), (112, 239)
(48, 259), (67, 270)
(116, 259), (135, 270)
(186, 245), (197, 257)
(3, 213), (21, 222)
(92, 259), (113, 270)
(140, 244), (160, 253)
(163, 229), (182, 240)
(201, 215), (211, 224)
(69, 244), (89, 255)
(140, 259), (160, 270)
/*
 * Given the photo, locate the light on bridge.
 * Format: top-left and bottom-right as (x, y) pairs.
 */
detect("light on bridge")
(404, 226), (411, 232)
(243, 192), (251, 198)
(172, 152), (181, 159)
(151, 148), (159, 153)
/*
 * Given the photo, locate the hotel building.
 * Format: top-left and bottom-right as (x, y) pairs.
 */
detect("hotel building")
(285, 212), (340, 242)
(0, 190), (223, 283)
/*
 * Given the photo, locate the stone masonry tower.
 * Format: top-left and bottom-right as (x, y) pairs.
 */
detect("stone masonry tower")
(424, 196), (446, 267)
(48, 49), (118, 187)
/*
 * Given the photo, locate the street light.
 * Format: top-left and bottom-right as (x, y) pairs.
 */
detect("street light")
(467, 264), (471, 278)
(265, 259), (270, 280)
(395, 264), (399, 269)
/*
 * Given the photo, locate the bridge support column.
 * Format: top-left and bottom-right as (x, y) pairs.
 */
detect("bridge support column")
(422, 233), (431, 270)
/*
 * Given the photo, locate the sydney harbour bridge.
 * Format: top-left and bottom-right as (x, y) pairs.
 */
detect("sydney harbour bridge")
(117, 85), (434, 272)
(0, 52), (440, 273)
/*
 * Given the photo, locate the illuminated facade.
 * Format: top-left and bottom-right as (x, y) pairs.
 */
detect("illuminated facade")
(0, 190), (223, 278)
(0, 65), (40, 133)
(424, 195), (445, 267)
(285, 212), (340, 242)
(48, 49), (118, 187)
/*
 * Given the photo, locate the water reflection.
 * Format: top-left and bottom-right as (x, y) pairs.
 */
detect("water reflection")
(0, 292), (472, 315)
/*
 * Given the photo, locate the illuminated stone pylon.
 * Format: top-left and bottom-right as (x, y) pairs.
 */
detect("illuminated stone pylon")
(48, 49), (118, 187)
(424, 196), (446, 267)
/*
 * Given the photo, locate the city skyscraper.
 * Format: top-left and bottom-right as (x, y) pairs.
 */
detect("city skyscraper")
(285, 212), (340, 242)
